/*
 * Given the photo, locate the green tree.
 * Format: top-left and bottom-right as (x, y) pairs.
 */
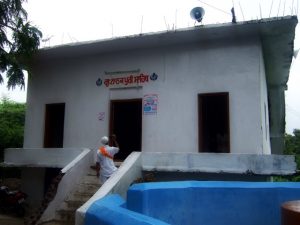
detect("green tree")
(0, 97), (26, 161)
(274, 129), (300, 181)
(285, 129), (300, 173)
(285, 129), (300, 154)
(0, 0), (42, 89)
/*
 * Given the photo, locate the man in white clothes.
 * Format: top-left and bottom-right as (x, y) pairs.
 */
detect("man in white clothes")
(96, 134), (120, 184)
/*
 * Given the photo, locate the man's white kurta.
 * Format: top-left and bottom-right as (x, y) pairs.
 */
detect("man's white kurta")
(97, 145), (119, 183)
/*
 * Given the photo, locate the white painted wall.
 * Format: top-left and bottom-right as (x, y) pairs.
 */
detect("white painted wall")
(4, 148), (85, 167)
(24, 37), (269, 154)
(142, 152), (296, 175)
(258, 43), (271, 154)
(21, 167), (45, 207)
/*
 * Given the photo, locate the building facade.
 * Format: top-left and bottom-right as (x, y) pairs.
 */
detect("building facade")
(24, 16), (297, 158)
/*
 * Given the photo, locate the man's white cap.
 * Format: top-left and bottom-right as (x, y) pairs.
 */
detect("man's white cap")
(101, 136), (109, 145)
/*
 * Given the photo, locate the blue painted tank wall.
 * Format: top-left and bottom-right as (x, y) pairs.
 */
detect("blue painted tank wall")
(85, 181), (300, 225)
(85, 194), (170, 225)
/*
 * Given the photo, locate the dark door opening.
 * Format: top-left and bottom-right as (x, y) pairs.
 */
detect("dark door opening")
(44, 103), (65, 148)
(110, 99), (142, 160)
(44, 167), (61, 195)
(198, 93), (230, 153)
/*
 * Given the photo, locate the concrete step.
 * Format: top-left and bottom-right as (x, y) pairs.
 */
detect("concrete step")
(73, 190), (95, 198)
(56, 206), (75, 223)
(62, 171), (102, 209)
(65, 193), (90, 208)
(70, 192), (94, 202)
(86, 169), (97, 176)
(80, 175), (101, 185)
(39, 168), (103, 225)
(64, 188), (98, 209)
(64, 198), (86, 209)
(59, 202), (77, 212)
(38, 219), (73, 225)
(76, 183), (100, 194)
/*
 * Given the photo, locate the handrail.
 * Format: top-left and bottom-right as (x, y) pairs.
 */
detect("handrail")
(76, 152), (142, 225)
(37, 148), (94, 224)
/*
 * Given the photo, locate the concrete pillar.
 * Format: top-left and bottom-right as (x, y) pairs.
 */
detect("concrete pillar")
(21, 167), (45, 208)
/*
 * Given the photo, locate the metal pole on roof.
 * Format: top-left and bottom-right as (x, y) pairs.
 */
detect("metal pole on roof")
(239, 1), (245, 21)
(140, 15), (144, 34)
(175, 9), (177, 30)
(164, 16), (169, 30)
(277, 0), (282, 17)
(269, 0), (274, 17)
(259, 3), (263, 19)
(283, 0), (286, 16)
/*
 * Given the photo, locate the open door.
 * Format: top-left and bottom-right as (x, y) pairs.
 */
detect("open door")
(198, 93), (230, 153)
(44, 103), (65, 148)
(110, 99), (142, 160)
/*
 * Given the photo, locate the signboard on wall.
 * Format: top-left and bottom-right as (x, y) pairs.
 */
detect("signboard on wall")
(104, 73), (149, 88)
(143, 94), (158, 115)
(96, 69), (158, 89)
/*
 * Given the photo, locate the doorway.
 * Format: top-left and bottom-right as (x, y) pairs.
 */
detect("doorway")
(198, 93), (230, 153)
(110, 99), (142, 160)
(44, 103), (65, 148)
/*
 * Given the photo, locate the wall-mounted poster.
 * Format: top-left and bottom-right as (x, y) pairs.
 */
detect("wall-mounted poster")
(143, 94), (158, 115)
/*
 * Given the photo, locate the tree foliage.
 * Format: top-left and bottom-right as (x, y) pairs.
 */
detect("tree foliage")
(285, 130), (300, 155)
(0, 0), (42, 89)
(274, 129), (300, 181)
(285, 129), (300, 172)
(0, 97), (25, 161)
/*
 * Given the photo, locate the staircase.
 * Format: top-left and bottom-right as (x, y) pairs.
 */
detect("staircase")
(39, 168), (101, 225)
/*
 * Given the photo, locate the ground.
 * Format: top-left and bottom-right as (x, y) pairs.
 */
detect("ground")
(0, 178), (24, 225)
(0, 213), (23, 225)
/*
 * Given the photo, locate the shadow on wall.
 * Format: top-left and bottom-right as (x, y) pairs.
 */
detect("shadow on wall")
(85, 181), (300, 225)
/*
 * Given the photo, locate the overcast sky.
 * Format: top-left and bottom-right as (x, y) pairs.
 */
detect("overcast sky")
(1, 0), (300, 134)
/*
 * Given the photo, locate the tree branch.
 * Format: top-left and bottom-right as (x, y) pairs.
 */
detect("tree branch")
(3, 23), (19, 32)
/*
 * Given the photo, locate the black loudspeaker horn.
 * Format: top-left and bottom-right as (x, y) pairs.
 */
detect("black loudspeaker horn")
(190, 7), (205, 22)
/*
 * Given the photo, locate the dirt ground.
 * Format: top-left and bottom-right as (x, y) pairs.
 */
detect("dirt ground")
(0, 178), (24, 225)
(0, 178), (21, 190)
(0, 214), (23, 225)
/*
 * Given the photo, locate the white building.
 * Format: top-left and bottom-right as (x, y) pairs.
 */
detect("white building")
(2, 17), (298, 223)
(24, 16), (296, 157)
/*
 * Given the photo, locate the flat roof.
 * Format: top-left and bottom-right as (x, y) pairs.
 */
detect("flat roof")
(36, 16), (297, 87)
